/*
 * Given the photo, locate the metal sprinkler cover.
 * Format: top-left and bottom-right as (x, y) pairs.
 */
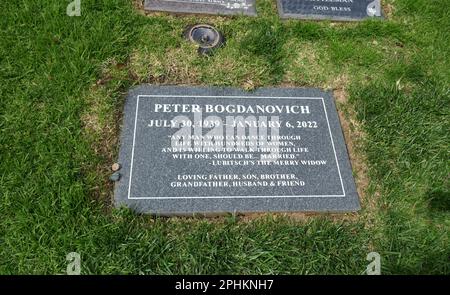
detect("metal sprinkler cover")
(184, 24), (224, 55)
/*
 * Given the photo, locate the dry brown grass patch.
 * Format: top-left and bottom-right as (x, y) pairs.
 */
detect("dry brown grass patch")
(129, 46), (200, 84)
(81, 59), (128, 210)
(333, 84), (381, 228)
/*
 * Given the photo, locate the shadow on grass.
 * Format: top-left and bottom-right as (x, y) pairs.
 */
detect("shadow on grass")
(238, 19), (287, 85)
(426, 188), (450, 213)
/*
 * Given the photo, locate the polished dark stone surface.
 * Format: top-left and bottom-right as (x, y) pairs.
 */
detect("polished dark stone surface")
(144, 0), (257, 16)
(114, 86), (360, 215)
(277, 0), (383, 21)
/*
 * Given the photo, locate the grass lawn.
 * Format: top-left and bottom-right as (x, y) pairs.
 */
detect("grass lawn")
(0, 0), (449, 274)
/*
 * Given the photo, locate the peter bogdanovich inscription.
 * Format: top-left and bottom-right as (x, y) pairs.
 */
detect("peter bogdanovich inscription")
(113, 86), (360, 215)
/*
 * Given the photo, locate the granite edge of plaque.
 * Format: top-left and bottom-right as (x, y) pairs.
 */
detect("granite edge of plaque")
(144, 0), (257, 16)
(276, 0), (384, 21)
(113, 85), (361, 215)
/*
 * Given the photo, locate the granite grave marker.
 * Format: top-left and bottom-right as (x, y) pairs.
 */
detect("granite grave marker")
(277, 0), (383, 21)
(144, 0), (257, 16)
(114, 86), (360, 215)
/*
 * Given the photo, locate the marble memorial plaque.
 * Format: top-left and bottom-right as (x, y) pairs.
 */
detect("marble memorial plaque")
(277, 0), (383, 21)
(114, 86), (360, 215)
(144, 0), (257, 16)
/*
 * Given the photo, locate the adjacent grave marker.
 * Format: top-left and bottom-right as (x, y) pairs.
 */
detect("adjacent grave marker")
(114, 86), (360, 215)
(144, 0), (257, 16)
(277, 0), (383, 21)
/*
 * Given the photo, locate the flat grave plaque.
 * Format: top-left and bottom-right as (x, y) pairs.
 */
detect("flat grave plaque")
(277, 0), (383, 21)
(114, 86), (360, 215)
(144, 0), (257, 16)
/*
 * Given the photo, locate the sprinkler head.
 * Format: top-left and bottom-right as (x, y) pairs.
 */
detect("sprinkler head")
(183, 24), (225, 55)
